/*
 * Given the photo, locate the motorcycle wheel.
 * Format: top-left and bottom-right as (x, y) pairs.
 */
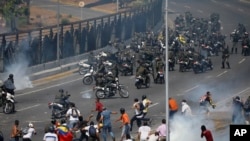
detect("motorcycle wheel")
(82, 76), (93, 85)
(118, 86), (129, 98)
(95, 90), (106, 99)
(3, 102), (14, 114)
(79, 66), (88, 75)
(52, 109), (63, 119)
(145, 78), (150, 88)
(135, 82), (142, 89)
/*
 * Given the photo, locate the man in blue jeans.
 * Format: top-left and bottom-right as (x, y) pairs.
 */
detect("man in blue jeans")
(99, 107), (117, 141)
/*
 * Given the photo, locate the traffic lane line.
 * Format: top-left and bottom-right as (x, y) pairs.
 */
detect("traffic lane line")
(31, 69), (78, 86)
(215, 87), (250, 106)
(17, 104), (41, 111)
(239, 58), (246, 64)
(216, 70), (228, 77)
(16, 77), (83, 97)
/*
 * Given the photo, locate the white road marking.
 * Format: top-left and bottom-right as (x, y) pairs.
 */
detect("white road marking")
(16, 77), (83, 97)
(80, 89), (93, 94)
(129, 76), (135, 79)
(239, 58), (246, 64)
(184, 5), (191, 9)
(185, 85), (199, 92)
(238, 8), (244, 12)
(216, 87), (250, 106)
(225, 4), (231, 7)
(216, 70), (227, 77)
(17, 104), (41, 111)
(197, 10), (203, 13)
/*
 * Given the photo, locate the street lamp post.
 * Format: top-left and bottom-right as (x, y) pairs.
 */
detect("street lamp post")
(165, 0), (169, 141)
(57, 0), (60, 61)
(79, 1), (85, 20)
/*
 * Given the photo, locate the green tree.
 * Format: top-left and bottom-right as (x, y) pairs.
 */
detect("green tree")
(0, 0), (27, 31)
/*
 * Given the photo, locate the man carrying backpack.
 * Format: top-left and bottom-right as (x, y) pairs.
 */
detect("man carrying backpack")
(85, 121), (100, 141)
(66, 103), (81, 130)
(130, 98), (144, 132)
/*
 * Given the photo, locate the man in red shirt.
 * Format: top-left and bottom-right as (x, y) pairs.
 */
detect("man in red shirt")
(201, 125), (214, 141)
(92, 98), (104, 122)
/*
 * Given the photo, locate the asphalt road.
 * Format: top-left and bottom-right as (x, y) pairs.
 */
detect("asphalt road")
(1, 0), (250, 141)
(31, 0), (111, 20)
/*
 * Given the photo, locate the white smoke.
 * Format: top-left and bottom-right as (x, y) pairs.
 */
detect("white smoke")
(5, 39), (33, 90)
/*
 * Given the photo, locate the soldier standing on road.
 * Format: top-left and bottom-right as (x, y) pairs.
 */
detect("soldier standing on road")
(221, 46), (230, 69)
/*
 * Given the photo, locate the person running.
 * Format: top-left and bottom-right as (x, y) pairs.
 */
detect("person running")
(66, 103), (81, 130)
(199, 91), (216, 115)
(181, 99), (192, 118)
(10, 120), (21, 141)
(22, 123), (37, 141)
(99, 107), (117, 141)
(156, 119), (167, 141)
(200, 125), (214, 141)
(43, 126), (58, 141)
(169, 97), (178, 119)
(115, 108), (131, 141)
(92, 98), (104, 122)
(137, 121), (152, 141)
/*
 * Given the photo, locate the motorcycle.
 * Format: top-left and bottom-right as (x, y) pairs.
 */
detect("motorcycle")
(154, 70), (165, 84)
(119, 62), (133, 76)
(193, 60), (207, 74)
(178, 57), (193, 72)
(82, 66), (96, 85)
(168, 58), (175, 71)
(78, 60), (91, 75)
(135, 75), (151, 89)
(0, 91), (15, 114)
(48, 94), (72, 119)
(242, 45), (249, 56)
(94, 78), (129, 99)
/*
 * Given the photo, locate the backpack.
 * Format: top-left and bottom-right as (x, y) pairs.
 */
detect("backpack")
(139, 101), (145, 112)
(71, 108), (79, 118)
(22, 127), (29, 135)
(89, 125), (97, 138)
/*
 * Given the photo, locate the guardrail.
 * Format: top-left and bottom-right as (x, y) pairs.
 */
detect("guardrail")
(0, 0), (163, 74)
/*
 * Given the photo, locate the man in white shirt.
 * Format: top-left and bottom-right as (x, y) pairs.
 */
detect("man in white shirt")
(137, 121), (151, 141)
(66, 103), (81, 130)
(23, 123), (36, 141)
(43, 126), (58, 141)
(181, 99), (192, 117)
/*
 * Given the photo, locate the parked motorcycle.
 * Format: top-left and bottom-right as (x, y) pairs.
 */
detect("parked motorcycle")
(48, 94), (73, 119)
(0, 91), (15, 114)
(135, 75), (151, 89)
(94, 78), (129, 99)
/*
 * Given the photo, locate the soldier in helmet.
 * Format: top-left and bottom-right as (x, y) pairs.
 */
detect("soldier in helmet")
(2, 74), (16, 95)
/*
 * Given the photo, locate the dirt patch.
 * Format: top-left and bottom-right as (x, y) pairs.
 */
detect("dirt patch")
(18, 0), (117, 30)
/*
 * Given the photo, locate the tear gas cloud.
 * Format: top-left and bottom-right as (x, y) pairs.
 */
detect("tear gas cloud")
(169, 113), (229, 141)
(5, 39), (33, 90)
